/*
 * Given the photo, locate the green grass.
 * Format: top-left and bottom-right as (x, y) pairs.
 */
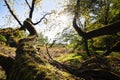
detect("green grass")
(110, 52), (120, 57)
(55, 53), (83, 62)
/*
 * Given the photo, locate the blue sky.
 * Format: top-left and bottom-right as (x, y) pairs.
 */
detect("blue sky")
(0, 0), (71, 40)
(0, 0), (61, 26)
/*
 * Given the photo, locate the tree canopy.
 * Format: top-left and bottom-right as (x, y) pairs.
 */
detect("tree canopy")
(63, 0), (120, 56)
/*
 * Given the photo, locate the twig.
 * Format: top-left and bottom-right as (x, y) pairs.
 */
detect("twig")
(4, 0), (23, 27)
(49, 40), (56, 48)
(25, 0), (31, 10)
(45, 43), (53, 61)
(33, 13), (52, 25)
(73, 15), (86, 38)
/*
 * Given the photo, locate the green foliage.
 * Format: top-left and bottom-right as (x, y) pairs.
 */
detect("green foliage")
(56, 53), (82, 62)
(60, 28), (83, 50)
(0, 27), (25, 46)
(55, 53), (88, 68)
(109, 0), (120, 22)
(66, 0), (120, 56)
(38, 33), (48, 46)
(67, 42), (77, 49)
(0, 34), (7, 42)
(110, 52), (120, 57)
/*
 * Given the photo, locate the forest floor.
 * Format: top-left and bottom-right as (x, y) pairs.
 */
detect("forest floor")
(0, 44), (120, 80)
(0, 45), (76, 79)
(0, 45), (16, 79)
(0, 44), (86, 79)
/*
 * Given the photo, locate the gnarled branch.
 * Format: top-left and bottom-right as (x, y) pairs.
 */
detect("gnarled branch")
(33, 13), (52, 25)
(23, 18), (38, 36)
(73, 16), (86, 38)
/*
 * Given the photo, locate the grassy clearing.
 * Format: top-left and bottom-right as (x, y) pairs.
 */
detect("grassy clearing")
(54, 53), (85, 68)
(55, 53), (83, 62)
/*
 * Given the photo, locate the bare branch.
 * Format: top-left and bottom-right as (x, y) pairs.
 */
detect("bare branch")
(4, 0), (23, 27)
(73, 0), (87, 38)
(73, 16), (87, 38)
(33, 13), (52, 25)
(49, 40), (56, 48)
(45, 43), (53, 61)
(29, 0), (36, 19)
(25, 0), (31, 10)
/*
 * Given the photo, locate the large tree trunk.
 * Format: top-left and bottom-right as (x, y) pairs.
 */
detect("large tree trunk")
(0, 24), (76, 80)
(7, 35), (44, 80)
(3, 35), (69, 80)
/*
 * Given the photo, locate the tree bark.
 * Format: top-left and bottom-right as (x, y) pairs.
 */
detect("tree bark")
(85, 20), (120, 39)
(23, 18), (38, 36)
(73, 17), (120, 39)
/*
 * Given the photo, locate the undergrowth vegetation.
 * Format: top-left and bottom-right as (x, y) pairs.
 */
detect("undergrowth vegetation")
(0, 28), (120, 80)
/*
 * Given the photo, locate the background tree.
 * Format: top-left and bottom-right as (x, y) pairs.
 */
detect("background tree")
(66, 0), (120, 56)
(38, 32), (48, 45)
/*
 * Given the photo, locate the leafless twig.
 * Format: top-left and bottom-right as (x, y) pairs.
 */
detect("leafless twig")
(45, 43), (53, 61)
(25, 0), (31, 10)
(33, 13), (52, 25)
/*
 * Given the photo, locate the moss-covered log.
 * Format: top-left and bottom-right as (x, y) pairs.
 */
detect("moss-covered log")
(2, 0), (80, 79)
(3, 35), (76, 80)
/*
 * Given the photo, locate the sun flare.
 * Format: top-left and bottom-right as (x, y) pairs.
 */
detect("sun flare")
(58, 14), (69, 22)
